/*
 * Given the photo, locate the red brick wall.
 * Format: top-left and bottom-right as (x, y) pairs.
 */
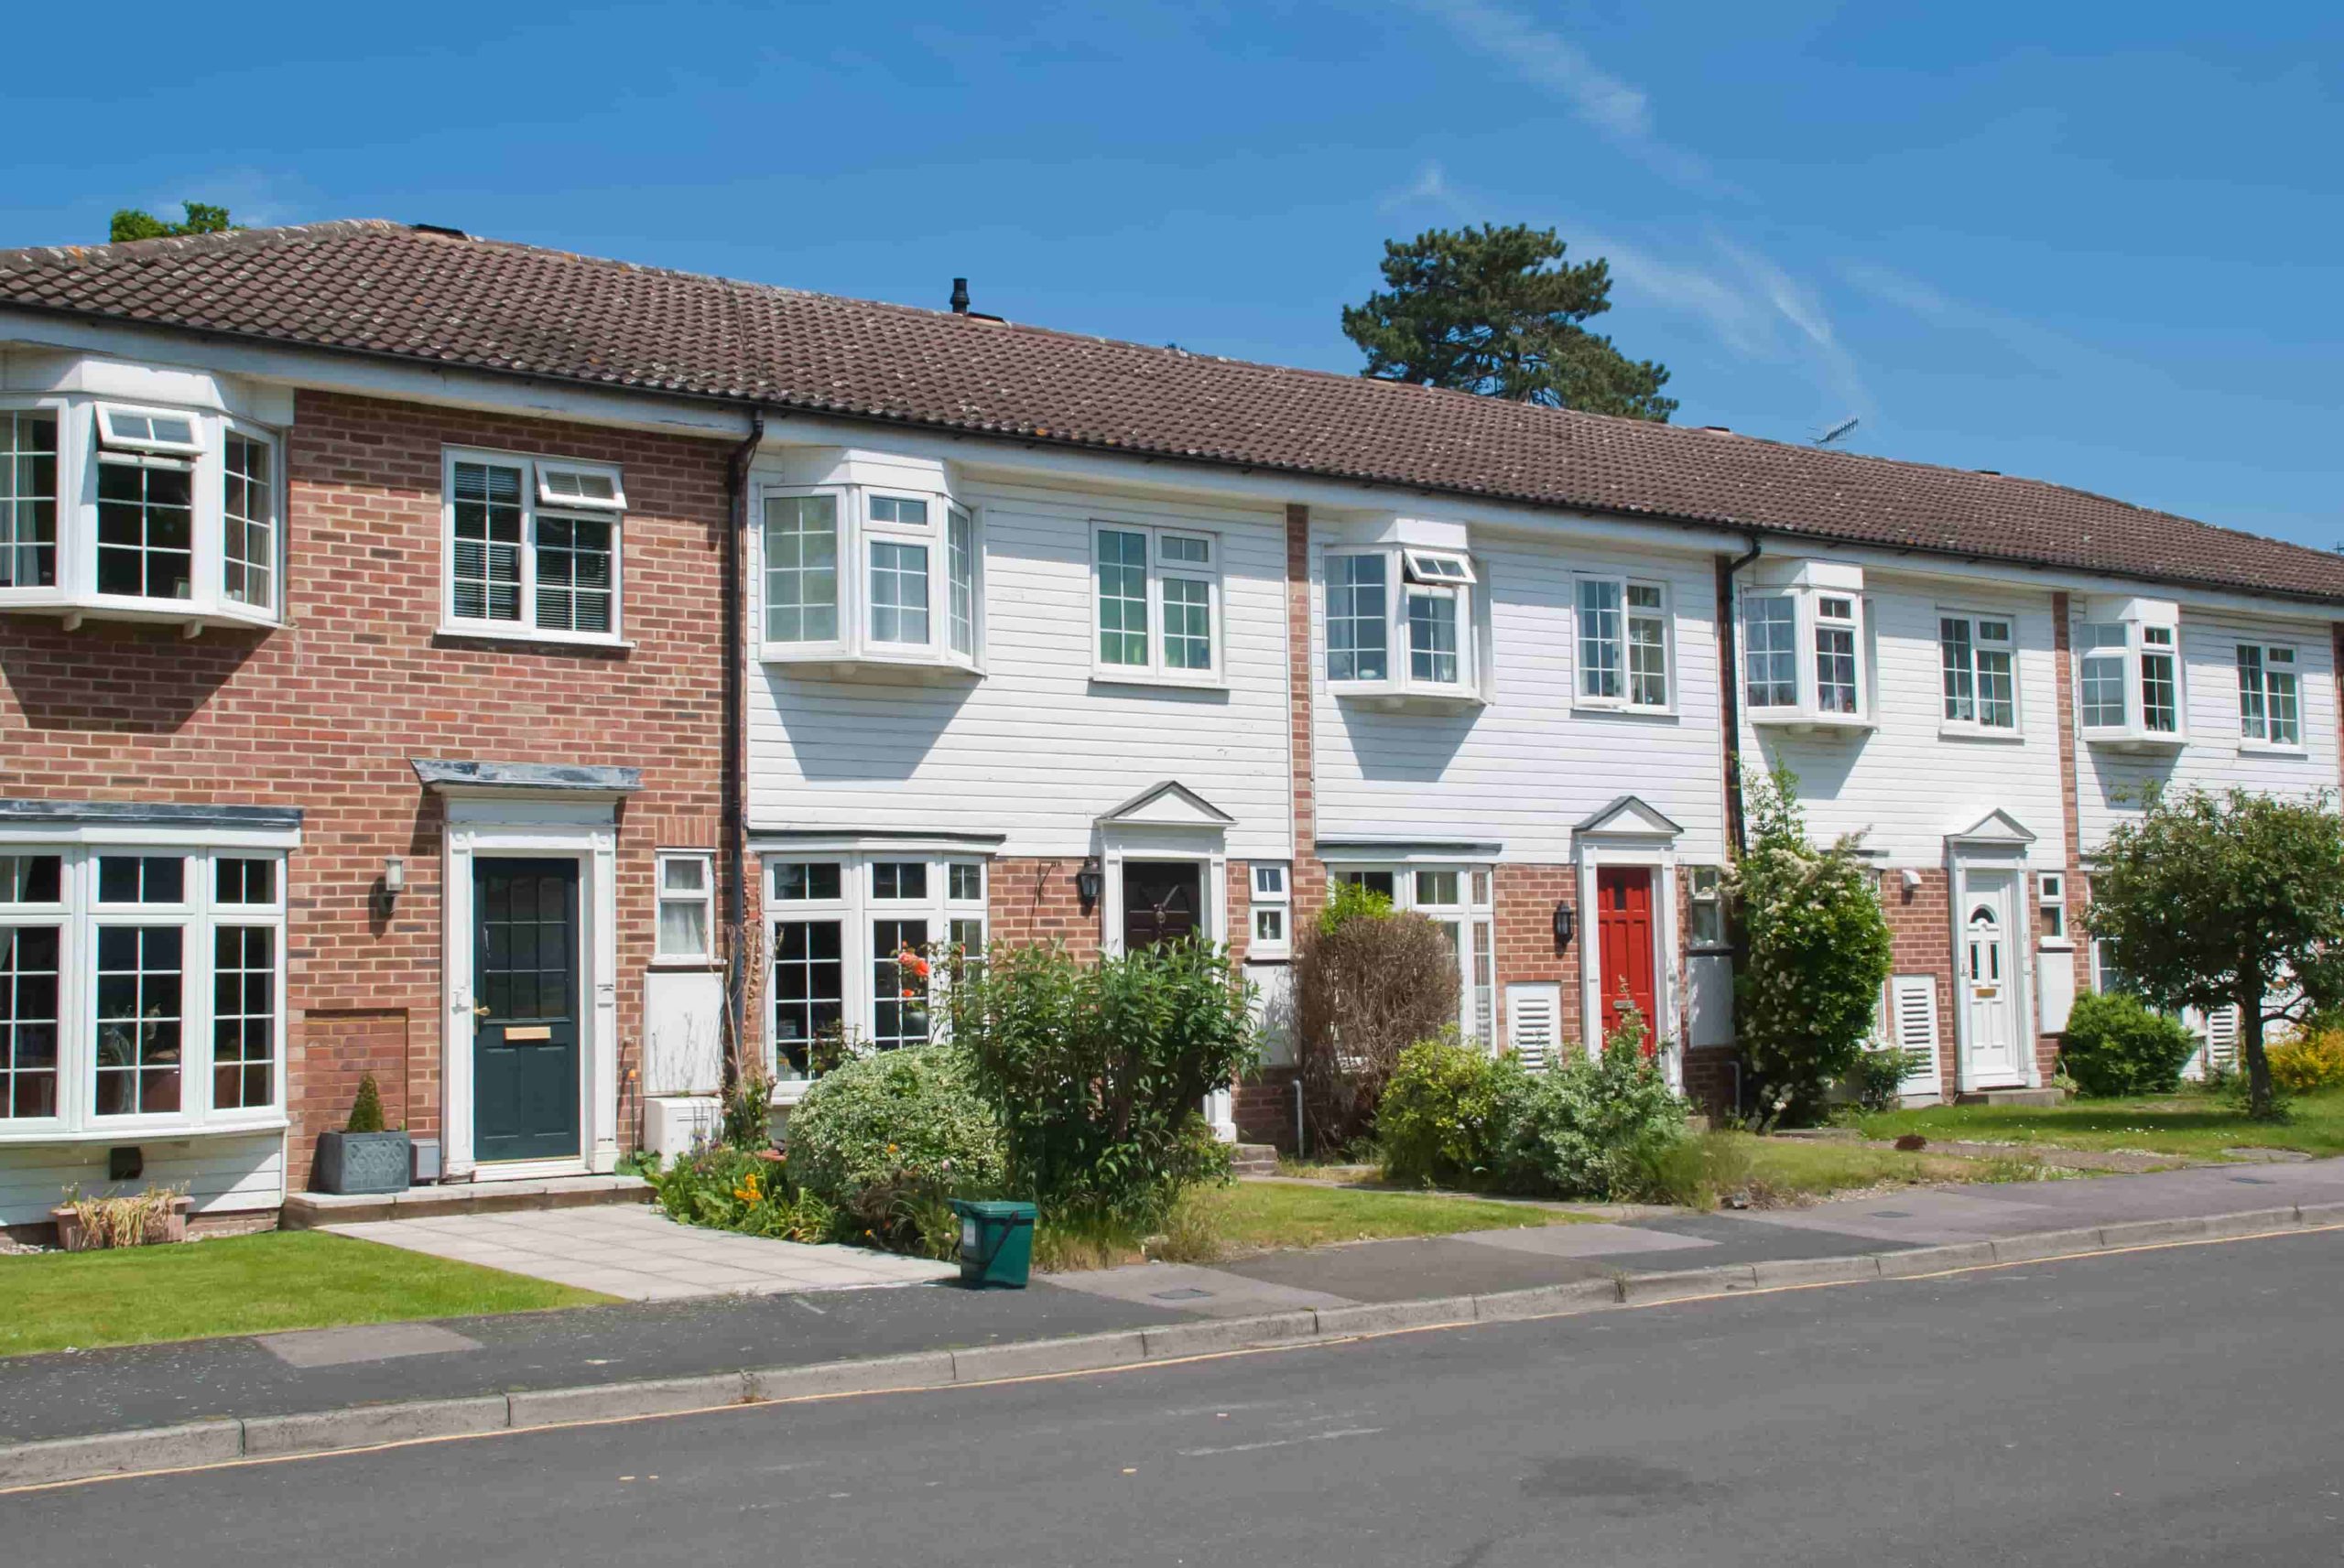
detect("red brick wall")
(0, 389), (732, 1184)
(1882, 867), (1957, 1093)
(1494, 863), (1580, 1049)
(988, 856), (1100, 957)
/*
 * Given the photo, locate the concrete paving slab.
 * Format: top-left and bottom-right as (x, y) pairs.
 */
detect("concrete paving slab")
(1452, 1222), (1718, 1259)
(1726, 1188), (2058, 1245)
(1039, 1261), (1359, 1319)
(256, 1322), (485, 1369)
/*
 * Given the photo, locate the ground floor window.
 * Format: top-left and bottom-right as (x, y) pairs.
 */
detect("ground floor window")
(1327, 862), (1496, 1048)
(765, 851), (987, 1081)
(0, 844), (286, 1134)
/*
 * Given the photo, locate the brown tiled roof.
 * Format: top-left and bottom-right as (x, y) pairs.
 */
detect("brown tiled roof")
(3, 220), (2338, 605)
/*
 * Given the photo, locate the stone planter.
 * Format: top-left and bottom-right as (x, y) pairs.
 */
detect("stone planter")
(51, 1195), (192, 1251)
(317, 1130), (414, 1195)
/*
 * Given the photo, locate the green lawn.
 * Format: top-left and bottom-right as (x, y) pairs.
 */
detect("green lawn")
(0, 1230), (609, 1357)
(1853, 1087), (2344, 1162)
(1726, 1134), (2067, 1205)
(1033, 1180), (1576, 1271)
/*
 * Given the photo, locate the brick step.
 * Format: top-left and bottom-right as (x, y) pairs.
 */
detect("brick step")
(1230, 1143), (1281, 1176)
(282, 1174), (653, 1229)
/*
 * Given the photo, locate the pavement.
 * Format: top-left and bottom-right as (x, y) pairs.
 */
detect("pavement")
(5, 1158), (2344, 1486)
(6, 1225), (2339, 1565)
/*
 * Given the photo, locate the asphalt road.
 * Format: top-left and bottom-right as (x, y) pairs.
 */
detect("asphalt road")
(9, 1229), (2341, 1566)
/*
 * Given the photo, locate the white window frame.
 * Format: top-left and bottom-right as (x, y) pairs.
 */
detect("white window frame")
(1936, 610), (2021, 736)
(761, 849), (992, 1096)
(2237, 641), (2304, 751)
(93, 403), (208, 457)
(0, 841), (288, 1143)
(1687, 865), (1727, 950)
(2076, 611), (2187, 748)
(536, 462), (627, 512)
(1089, 521), (1222, 686)
(1248, 861), (1292, 960)
(2037, 871), (2068, 946)
(757, 484), (982, 673)
(1324, 546), (1482, 703)
(1742, 586), (1872, 730)
(1324, 860), (1496, 1046)
(440, 446), (627, 646)
(653, 851), (715, 966)
(0, 394), (286, 631)
(1574, 573), (1674, 713)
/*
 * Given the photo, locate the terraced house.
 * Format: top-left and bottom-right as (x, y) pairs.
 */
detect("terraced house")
(0, 222), (2338, 1233)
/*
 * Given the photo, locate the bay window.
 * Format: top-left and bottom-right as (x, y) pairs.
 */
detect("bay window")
(0, 840), (287, 1138)
(1092, 522), (1220, 683)
(2077, 601), (2185, 749)
(1939, 612), (2018, 733)
(2238, 643), (2301, 748)
(442, 449), (624, 643)
(761, 484), (980, 674)
(1325, 546), (1481, 704)
(0, 395), (282, 629)
(1576, 576), (1672, 711)
(1326, 861), (1495, 1046)
(1742, 568), (1871, 731)
(765, 850), (990, 1087)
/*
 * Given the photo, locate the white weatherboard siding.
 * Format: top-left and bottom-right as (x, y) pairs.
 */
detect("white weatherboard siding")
(1311, 523), (1728, 865)
(0, 1131), (285, 1227)
(747, 474), (1293, 860)
(1742, 576), (2069, 871)
(2077, 608), (2340, 856)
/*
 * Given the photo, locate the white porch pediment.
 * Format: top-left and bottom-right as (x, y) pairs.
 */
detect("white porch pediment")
(1574, 795), (1685, 841)
(1946, 807), (2036, 851)
(1097, 780), (1235, 832)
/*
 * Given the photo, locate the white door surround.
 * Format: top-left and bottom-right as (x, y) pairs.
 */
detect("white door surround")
(1094, 781), (1234, 1137)
(1571, 795), (1684, 1088)
(417, 760), (635, 1182)
(1945, 809), (2039, 1093)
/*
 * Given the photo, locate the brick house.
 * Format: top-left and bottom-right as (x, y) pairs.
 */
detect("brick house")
(2, 222), (2339, 1231)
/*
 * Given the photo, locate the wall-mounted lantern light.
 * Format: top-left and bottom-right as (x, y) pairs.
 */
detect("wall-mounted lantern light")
(1553, 900), (1576, 949)
(1075, 858), (1103, 911)
(380, 856), (407, 913)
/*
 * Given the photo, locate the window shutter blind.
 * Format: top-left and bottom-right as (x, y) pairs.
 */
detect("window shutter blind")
(2202, 1005), (2241, 1071)
(1506, 984), (1562, 1072)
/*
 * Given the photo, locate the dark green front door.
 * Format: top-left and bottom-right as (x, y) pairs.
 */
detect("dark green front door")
(473, 858), (581, 1163)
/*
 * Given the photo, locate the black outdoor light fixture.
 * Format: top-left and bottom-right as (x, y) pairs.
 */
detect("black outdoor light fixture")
(1075, 858), (1103, 910)
(1553, 900), (1576, 949)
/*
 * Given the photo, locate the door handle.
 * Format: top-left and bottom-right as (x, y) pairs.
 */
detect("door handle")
(472, 1003), (492, 1018)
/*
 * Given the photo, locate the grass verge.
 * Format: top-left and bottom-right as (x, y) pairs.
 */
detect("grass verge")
(1854, 1087), (2344, 1161)
(0, 1230), (609, 1357)
(1032, 1181), (1575, 1272)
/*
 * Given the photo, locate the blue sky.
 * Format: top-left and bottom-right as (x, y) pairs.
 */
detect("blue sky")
(7, 1), (2339, 547)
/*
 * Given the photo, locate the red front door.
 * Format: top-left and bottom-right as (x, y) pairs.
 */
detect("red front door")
(1596, 866), (1657, 1047)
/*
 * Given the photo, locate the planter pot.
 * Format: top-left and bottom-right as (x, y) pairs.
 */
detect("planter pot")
(51, 1195), (191, 1251)
(317, 1130), (414, 1195)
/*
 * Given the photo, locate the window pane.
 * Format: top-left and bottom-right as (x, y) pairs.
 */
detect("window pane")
(662, 858), (708, 895)
(948, 863), (983, 903)
(1744, 596), (1797, 706)
(659, 899), (710, 958)
(764, 493), (841, 643)
(948, 506), (975, 656)
(1253, 864), (1286, 899)
(1472, 917), (1494, 1047)
(1939, 617), (1975, 721)
(872, 918), (930, 1049)
(2238, 645), (2267, 741)
(534, 514), (614, 633)
(1163, 576), (1212, 670)
(1578, 579), (1622, 698)
(451, 460), (525, 622)
(1253, 907), (1284, 946)
(0, 854), (62, 904)
(0, 925), (61, 1119)
(771, 920), (843, 1076)
(212, 925), (276, 1110)
(1407, 590), (1459, 683)
(1097, 529), (1149, 665)
(872, 861), (928, 900)
(95, 925), (182, 1115)
(215, 858), (276, 905)
(2270, 665), (2301, 745)
(223, 433), (276, 611)
(869, 541), (930, 644)
(1, 409), (60, 589)
(1339, 870), (1397, 902)
(1815, 616), (1859, 715)
(96, 459), (195, 600)
(1161, 535), (1210, 565)
(1628, 598), (1667, 707)
(99, 856), (183, 904)
(771, 862), (842, 902)
(2080, 627), (2128, 728)
(1415, 871), (1460, 905)
(870, 495), (928, 527)
(2141, 651), (2177, 733)
(1327, 555), (1389, 681)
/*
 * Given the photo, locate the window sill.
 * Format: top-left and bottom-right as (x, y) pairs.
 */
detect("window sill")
(2239, 741), (2310, 758)
(3, 594), (284, 636)
(2081, 730), (2186, 754)
(1089, 668), (1228, 695)
(1937, 724), (2027, 743)
(1750, 709), (1873, 738)
(1330, 682), (1486, 712)
(763, 648), (982, 684)
(1571, 701), (1678, 721)
(648, 955), (721, 971)
(436, 622), (634, 654)
(0, 1116), (290, 1146)
(2038, 938), (2075, 953)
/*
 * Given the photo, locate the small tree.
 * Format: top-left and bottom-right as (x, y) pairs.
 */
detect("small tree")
(346, 1073), (387, 1133)
(1731, 769), (1893, 1125)
(2084, 786), (2344, 1119)
(1292, 887), (1462, 1153)
(110, 202), (239, 243)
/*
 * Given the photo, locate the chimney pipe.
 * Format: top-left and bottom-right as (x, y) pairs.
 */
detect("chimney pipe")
(950, 277), (970, 315)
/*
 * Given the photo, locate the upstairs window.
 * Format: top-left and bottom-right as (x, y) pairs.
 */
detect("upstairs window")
(762, 486), (979, 671)
(444, 449), (624, 641)
(1327, 546), (1480, 701)
(1577, 576), (1671, 710)
(1743, 582), (1868, 728)
(1, 409), (59, 590)
(2078, 611), (2184, 746)
(1939, 613), (2017, 731)
(1092, 523), (1219, 681)
(1743, 595), (1798, 708)
(1813, 595), (1861, 714)
(2238, 643), (2300, 747)
(95, 412), (196, 601)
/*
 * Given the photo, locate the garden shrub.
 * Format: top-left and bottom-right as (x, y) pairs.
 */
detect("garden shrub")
(1843, 1048), (1917, 1114)
(1293, 894), (1461, 1153)
(1506, 1005), (1690, 1199)
(346, 1073), (387, 1133)
(948, 938), (1255, 1228)
(2058, 991), (2200, 1097)
(1632, 1130), (1755, 1212)
(1378, 1030), (1531, 1189)
(2268, 1029), (2344, 1095)
(649, 1145), (837, 1243)
(787, 1045), (1006, 1207)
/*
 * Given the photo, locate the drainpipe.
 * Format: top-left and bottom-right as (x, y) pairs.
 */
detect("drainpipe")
(1720, 533), (1763, 858)
(721, 410), (766, 1089)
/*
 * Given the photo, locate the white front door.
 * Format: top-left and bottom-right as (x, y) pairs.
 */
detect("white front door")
(1961, 871), (2023, 1084)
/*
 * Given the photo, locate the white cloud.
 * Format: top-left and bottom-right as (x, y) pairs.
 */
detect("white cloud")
(134, 168), (303, 230)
